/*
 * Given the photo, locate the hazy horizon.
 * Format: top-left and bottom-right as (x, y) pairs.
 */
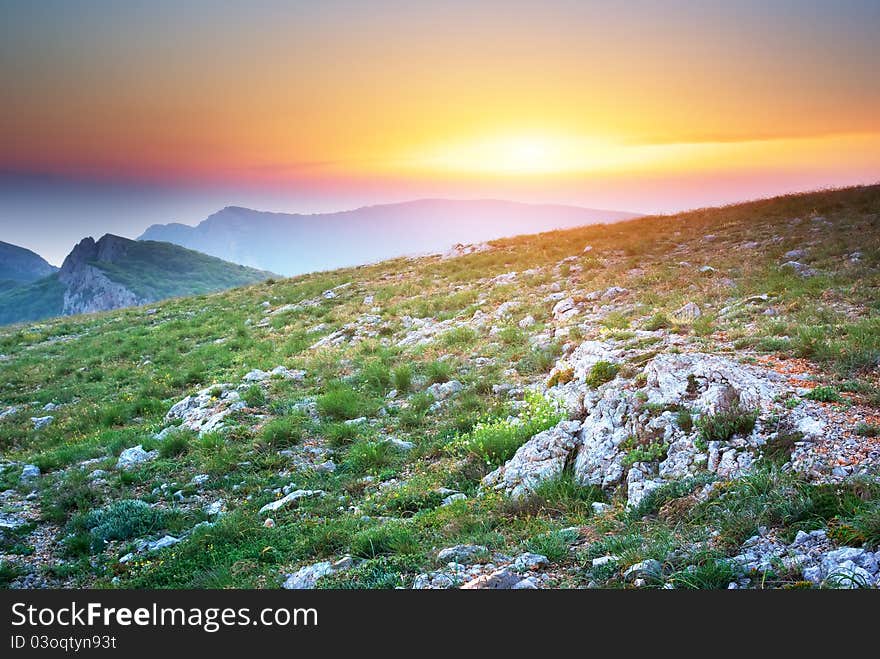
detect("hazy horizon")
(5, 180), (880, 266)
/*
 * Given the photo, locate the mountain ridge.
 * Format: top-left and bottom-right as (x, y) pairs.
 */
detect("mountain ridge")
(140, 198), (640, 276)
(0, 240), (58, 285)
(0, 234), (275, 325)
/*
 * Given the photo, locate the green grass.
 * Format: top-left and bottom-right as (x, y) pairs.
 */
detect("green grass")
(453, 392), (563, 466)
(94, 239), (273, 301)
(83, 500), (169, 549)
(803, 385), (843, 403)
(350, 522), (420, 558)
(260, 416), (305, 449)
(695, 405), (758, 447)
(317, 382), (375, 420)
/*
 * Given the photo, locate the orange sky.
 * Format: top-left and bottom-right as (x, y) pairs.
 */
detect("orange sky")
(2, 1), (878, 189)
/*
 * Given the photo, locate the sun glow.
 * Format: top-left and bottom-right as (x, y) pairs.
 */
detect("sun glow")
(405, 134), (625, 177)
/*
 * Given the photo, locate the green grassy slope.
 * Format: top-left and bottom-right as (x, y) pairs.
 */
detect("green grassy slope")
(0, 185), (877, 589)
(0, 274), (65, 326)
(93, 240), (275, 301)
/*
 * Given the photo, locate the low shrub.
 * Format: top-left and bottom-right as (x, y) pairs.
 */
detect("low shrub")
(586, 361), (619, 388)
(350, 522), (419, 558)
(85, 500), (166, 549)
(454, 392), (562, 466)
(696, 404), (758, 447)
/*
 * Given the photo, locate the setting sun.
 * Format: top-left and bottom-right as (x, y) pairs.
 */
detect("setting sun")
(402, 134), (625, 177)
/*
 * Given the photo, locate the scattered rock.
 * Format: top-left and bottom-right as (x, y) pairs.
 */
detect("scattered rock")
(673, 302), (701, 323)
(437, 545), (487, 564)
(425, 380), (463, 401)
(116, 445), (158, 470)
(513, 553), (549, 571)
(623, 559), (662, 582)
(461, 567), (525, 589)
(19, 464), (41, 482)
(780, 261), (816, 277)
(259, 489), (325, 514)
(31, 416), (54, 430)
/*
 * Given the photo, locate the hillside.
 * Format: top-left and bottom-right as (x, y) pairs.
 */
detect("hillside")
(0, 234), (275, 326)
(139, 199), (640, 276)
(0, 241), (57, 286)
(0, 185), (878, 590)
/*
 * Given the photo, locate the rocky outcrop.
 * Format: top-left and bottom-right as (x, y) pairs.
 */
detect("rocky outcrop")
(485, 345), (832, 507)
(58, 235), (144, 315)
(483, 420), (582, 498)
(164, 384), (245, 435)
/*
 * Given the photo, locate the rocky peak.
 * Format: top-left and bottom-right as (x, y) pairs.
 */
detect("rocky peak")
(59, 234), (131, 281)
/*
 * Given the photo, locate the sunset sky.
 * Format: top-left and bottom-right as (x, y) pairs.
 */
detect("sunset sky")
(1, 0), (879, 264)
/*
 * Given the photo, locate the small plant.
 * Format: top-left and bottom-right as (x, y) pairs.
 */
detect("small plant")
(323, 421), (360, 447)
(85, 500), (166, 549)
(441, 326), (478, 348)
(158, 429), (191, 458)
(392, 365), (413, 392)
(454, 392), (562, 466)
(425, 360), (453, 384)
(804, 385), (843, 403)
(526, 529), (578, 563)
(517, 345), (561, 375)
(668, 556), (741, 589)
(260, 416), (303, 449)
(696, 404), (758, 445)
(855, 422), (879, 438)
(601, 311), (630, 330)
(643, 312), (671, 331)
(692, 314), (715, 337)
(360, 361), (391, 394)
(621, 440), (670, 467)
(242, 384), (266, 408)
(676, 408), (694, 433)
(318, 382), (372, 421)
(398, 392), (434, 429)
(350, 522), (419, 558)
(585, 360), (619, 388)
(0, 560), (23, 587)
(345, 440), (394, 473)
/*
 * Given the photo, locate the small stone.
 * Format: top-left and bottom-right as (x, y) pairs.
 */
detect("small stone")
(441, 493), (467, 506)
(282, 561), (335, 589)
(259, 489), (325, 514)
(592, 555), (619, 568)
(673, 302), (701, 323)
(116, 445), (158, 470)
(460, 567), (524, 589)
(623, 559), (663, 582)
(243, 369), (271, 382)
(204, 500), (225, 516)
(263, 518), (276, 528)
(147, 535), (180, 552)
(514, 552), (549, 571)
(518, 315), (536, 329)
(20, 464), (41, 481)
(437, 544), (487, 564)
(31, 416), (54, 430)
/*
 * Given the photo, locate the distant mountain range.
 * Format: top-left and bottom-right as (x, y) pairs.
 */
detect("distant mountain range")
(0, 235), (274, 326)
(139, 199), (640, 276)
(0, 240), (58, 289)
